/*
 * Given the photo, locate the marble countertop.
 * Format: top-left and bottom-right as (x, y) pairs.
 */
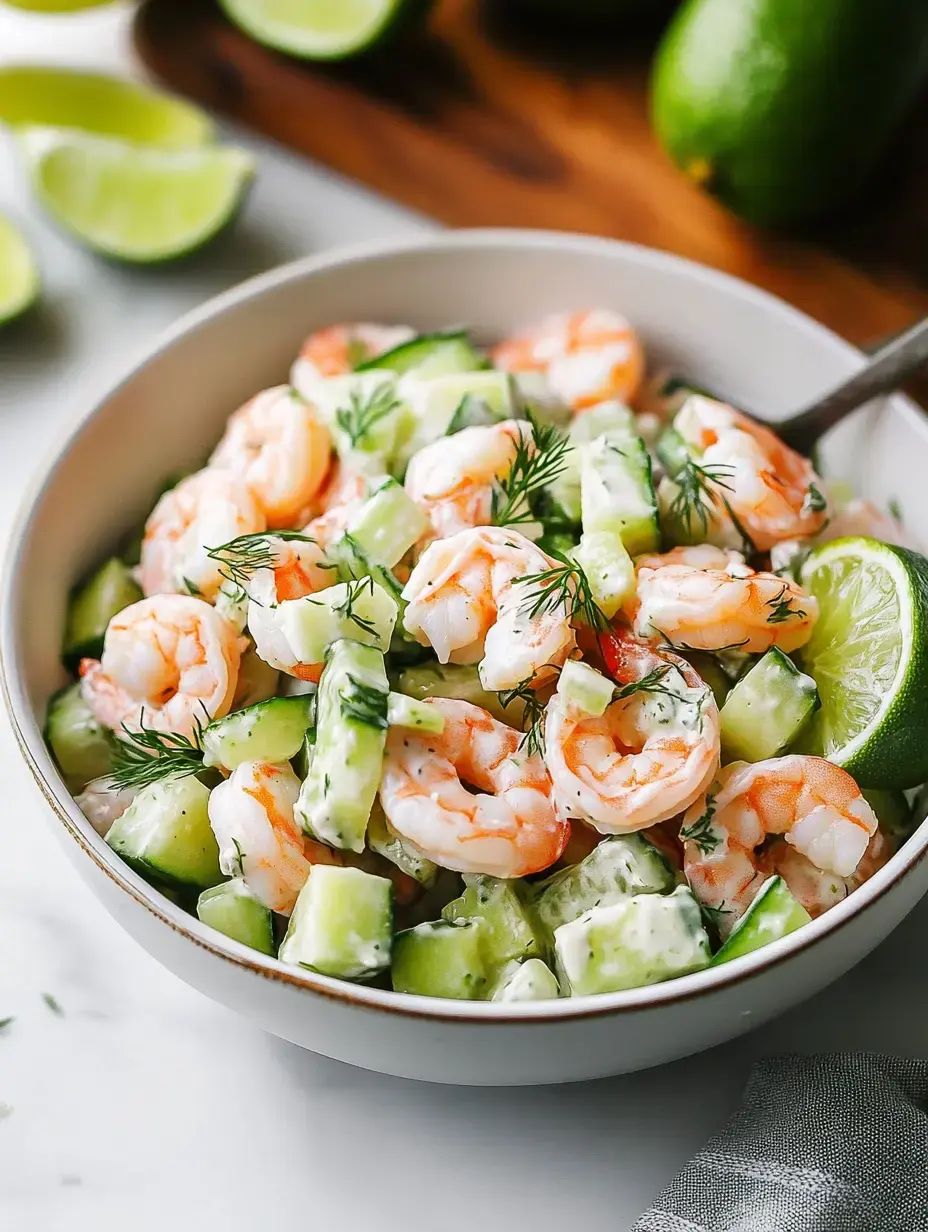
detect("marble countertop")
(2, 7), (927, 1230)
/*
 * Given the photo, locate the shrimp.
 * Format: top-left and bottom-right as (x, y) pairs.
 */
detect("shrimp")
(301, 462), (369, 548)
(246, 535), (336, 682)
(633, 544), (818, 654)
(208, 760), (341, 915)
(816, 499), (914, 549)
(401, 525), (577, 692)
(80, 594), (242, 740)
(758, 829), (895, 919)
(545, 634), (720, 833)
(293, 322), (414, 382)
(140, 469), (266, 601)
(379, 697), (568, 878)
(681, 756), (878, 936)
(75, 779), (138, 837)
(492, 310), (645, 413)
(209, 385), (332, 528)
(664, 396), (829, 550)
(404, 419), (531, 544)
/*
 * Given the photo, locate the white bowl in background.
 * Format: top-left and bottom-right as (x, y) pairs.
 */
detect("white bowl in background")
(4, 230), (927, 1085)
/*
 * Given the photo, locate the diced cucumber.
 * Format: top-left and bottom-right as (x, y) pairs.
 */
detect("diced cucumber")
(719, 648), (819, 763)
(442, 875), (543, 968)
(275, 578), (398, 664)
(555, 886), (711, 996)
(386, 691), (445, 735)
(106, 776), (222, 889)
(711, 876), (811, 966)
(359, 330), (484, 378)
(488, 958), (560, 1002)
(279, 865), (392, 980)
(397, 369), (514, 465)
(580, 433), (660, 556)
(394, 661), (526, 726)
(391, 920), (487, 1000)
(532, 834), (676, 943)
(446, 393), (505, 434)
(547, 403), (639, 524)
(681, 652), (731, 708)
(571, 530), (635, 618)
(196, 877), (275, 955)
(62, 557), (142, 668)
(295, 640), (388, 852)
(45, 683), (114, 793)
(863, 789), (914, 839)
(537, 530), (579, 559)
(299, 372), (409, 471)
(557, 659), (615, 717)
(655, 425), (691, 479)
(367, 803), (438, 887)
(201, 695), (314, 771)
(332, 535), (408, 620)
(343, 477), (427, 568)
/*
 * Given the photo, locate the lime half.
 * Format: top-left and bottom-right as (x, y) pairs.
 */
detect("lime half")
(1, 0), (115, 10)
(219, 0), (433, 60)
(0, 67), (212, 148)
(0, 214), (39, 326)
(22, 129), (255, 264)
(799, 536), (928, 789)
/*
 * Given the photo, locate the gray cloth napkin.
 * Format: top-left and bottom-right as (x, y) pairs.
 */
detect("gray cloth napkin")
(632, 1054), (928, 1232)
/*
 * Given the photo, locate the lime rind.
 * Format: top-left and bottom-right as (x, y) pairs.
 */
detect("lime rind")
(0, 214), (39, 326)
(219, 0), (432, 60)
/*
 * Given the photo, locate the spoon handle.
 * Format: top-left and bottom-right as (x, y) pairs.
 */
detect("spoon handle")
(777, 316), (928, 455)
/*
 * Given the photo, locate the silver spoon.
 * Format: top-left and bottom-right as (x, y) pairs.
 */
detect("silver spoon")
(752, 315), (928, 456)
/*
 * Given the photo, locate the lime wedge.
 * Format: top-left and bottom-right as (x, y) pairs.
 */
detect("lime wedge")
(798, 536), (928, 789)
(0, 67), (212, 148)
(219, 0), (433, 60)
(1, 0), (115, 10)
(21, 129), (255, 264)
(0, 214), (39, 326)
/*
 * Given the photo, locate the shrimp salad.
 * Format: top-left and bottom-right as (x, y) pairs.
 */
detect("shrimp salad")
(45, 311), (923, 1003)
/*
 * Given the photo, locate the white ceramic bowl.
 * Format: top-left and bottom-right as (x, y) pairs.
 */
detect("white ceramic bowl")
(4, 230), (928, 1086)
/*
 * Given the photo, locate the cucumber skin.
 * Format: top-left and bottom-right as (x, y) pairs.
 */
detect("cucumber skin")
(392, 920), (488, 1000)
(45, 682), (115, 794)
(201, 694), (314, 770)
(62, 557), (142, 669)
(106, 775), (223, 890)
(719, 647), (819, 764)
(442, 876), (543, 968)
(357, 331), (482, 377)
(197, 878), (275, 955)
(711, 875), (811, 965)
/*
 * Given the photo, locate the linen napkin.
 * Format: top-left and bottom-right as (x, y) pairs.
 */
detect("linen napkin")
(632, 1053), (928, 1232)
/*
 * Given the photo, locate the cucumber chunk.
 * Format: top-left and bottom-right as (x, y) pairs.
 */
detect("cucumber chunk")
(394, 661), (526, 726)
(201, 694), (314, 770)
(197, 877), (275, 955)
(442, 875), (543, 968)
(863, 788), (915, 839)
(367, 802), (438, 887)
(711, 875), (811, 966)
(106, 776), (222, 889)
(555, 886), (711, 996)
(533, 834), (676, 943)
(275, 578), (398, 664)
(300, 372), (409, 472)
(391, 920), (487, 1000)
(45, 682), (114, 793)
(488, 958), (560, 1002)
(62, 557), (142, 668)
(557, 659), (616, 718)
(571, 530), (635, 618)
(580, 433), (660, 556)
(655, 425), (691, 479)
(681, 652), (731, 708)
(343, 477), (427, 568)
(386, 691), (445, 735)
(279, 865), (392, 980)
(548, 403), (639, 525)
(719, 648), (819, 763)
(295, 640), (388, 852)
(360, 330), (484, 378)
(397, 369), (514, 465)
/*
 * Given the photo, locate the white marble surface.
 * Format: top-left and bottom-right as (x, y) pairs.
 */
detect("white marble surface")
(1, 7), (927, 1231)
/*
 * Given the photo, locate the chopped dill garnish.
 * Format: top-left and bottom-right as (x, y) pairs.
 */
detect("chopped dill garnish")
(496, 676), (551, 759)
(766, 583), (806, 625)
(491, 413), (570, 528)
(42, 993), (64, 1018)
(612, 664), (679, 702)
(516, 552), (610, 632)
(231, 838), (247, 877)
(667, 459), (735, 541)
(0, 1017), (14, 1033)
(335, 382), (400, 450)
(106, 714), (206, 791)
(207, 531), (316, 601)
(679, 798), (720, 855)
(340, 674), (389, 729)
(888, 496), (904, 524)
(330, 576), (379, 637)
(802, 482), (827, 516)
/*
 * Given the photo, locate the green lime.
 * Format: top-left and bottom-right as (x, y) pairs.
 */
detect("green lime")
(22, 129), (255, 264)
(0, 213), (39, 326)
(798, 537), (928, 789)
(0, 67), (212, 148)
(1, 0), (115, 10)
(219, 0), (434, 61)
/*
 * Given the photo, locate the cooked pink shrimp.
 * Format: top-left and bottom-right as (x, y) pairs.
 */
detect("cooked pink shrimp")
(75, 779), (138, 837)
(246, 535), (335, 683)
(402, 526), (576, 692)
(380, 698), (568, 878)
(294, 322), (414, 382)
(492, 310), (645, 413)
(404, 419), (531, 544)
(682, 756), (878, 936)
(817, 499), (914, 549)
(79, 594), (242, 739)
(140, 469), (266, 601)
(665, 396), (830, 550)
(208, 761), (341, 915)
(301, 462), (369, 548)
(758, 829), (895, 919)
(633, 544), (817, 654)
(209, 386), (332, 528)
(545, 635), (720, 833)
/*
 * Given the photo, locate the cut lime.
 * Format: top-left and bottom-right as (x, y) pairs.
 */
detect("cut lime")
(219, 0), (434, 60)
(0, 67), (212, 148)
(1, 0), (115, 10)
(0, 213), (39, 326)
(22, 129), (255, 264)
(798, 536), (928, 789)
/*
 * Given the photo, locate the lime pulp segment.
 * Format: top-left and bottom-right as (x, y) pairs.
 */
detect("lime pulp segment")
(219, 0), (431, 59)
(0, 214), (39, 325)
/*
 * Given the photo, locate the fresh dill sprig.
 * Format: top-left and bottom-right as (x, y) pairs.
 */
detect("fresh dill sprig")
(516, 552), (610, 632)
(491, 414), (570, 528)
(802, 482), (827, 516)
(335, 382), (400, 450)
(107, 715), (206, 791)
(766, 583), (806, 625)
(331, 576), (378, 637)
(612, 664), (680, 702)
(340, 674), (389, 729)
(679, 798), (720, 855)
(207, 531), (316, 600)
(496, 677), (551, 759)
(231, 838), (247, 877)
(667, 459), (735, 541)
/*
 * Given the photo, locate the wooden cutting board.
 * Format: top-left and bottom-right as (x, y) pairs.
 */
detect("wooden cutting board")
(135, 0), (928, 348)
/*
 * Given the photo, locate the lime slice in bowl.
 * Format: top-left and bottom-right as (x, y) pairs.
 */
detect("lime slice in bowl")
(1, 0), (115, 10)
(21, 129), (255, 264)
(0, 67), (212, 148)
(798, 536), (928, 789)
(219, 0), (434, 60)
(0, 214), (39, 327)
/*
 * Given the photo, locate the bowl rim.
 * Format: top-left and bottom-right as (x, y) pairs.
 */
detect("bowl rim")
(4, 226), (928, 1025)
